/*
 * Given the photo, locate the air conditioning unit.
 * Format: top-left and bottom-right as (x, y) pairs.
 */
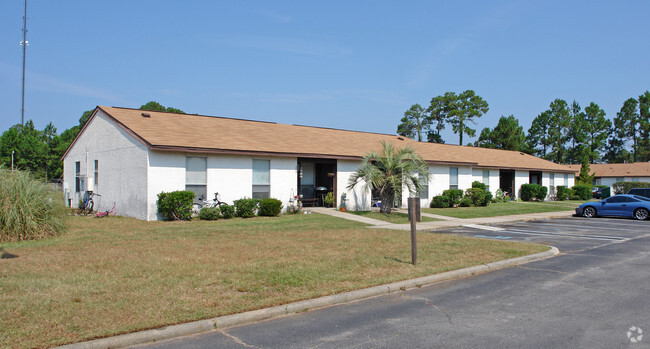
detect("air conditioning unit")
(79, 176), (94, 192)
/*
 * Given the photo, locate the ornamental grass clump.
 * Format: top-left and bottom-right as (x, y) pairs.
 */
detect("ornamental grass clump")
(0, 169), (67, 242)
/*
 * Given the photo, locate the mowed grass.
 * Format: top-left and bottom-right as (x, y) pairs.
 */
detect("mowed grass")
(0, 214), (548, 348)
(348, 210), (439, 223)
(422, 200), (590, 219)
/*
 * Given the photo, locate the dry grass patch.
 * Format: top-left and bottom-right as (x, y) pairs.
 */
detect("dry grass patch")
(0, 214), (548, 348)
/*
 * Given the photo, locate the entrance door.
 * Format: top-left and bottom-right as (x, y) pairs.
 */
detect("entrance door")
(499, 170), (515, 197)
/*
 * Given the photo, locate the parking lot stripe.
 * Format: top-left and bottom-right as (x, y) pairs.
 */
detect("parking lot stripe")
(462, 224), (505, 232)
(502, 229), (628, 241)
(514, 222), (642, 232)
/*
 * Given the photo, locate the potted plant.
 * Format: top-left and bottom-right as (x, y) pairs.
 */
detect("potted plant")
(324, 192), (334, 207)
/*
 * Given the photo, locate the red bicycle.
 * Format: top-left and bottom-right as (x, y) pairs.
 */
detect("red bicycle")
(95, 202), (116, 218)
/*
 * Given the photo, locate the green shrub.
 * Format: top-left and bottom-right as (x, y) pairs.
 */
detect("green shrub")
(520, 184), (537, 201)
(219, 204), (235, 219)
(430, 195), (450, 208)
(442, 189), (463, 207)
(612, 181), (650, 195)
(157, 190), (194, 221)
(234, 198), (259, 218)
(259, 198), (283, 216)
(520, 184), (547, 201)
(459, 197), (472, 207)
(472, 181), (487, 191)
(494, 188), (509, 203)
(465, 188), (489, 206)
(198, 206), (220, 220)
(556, 186), (571, 201)
(0, 170), (67, 242)
(323, 192), (334, 207)
(572, 185), (592, 200)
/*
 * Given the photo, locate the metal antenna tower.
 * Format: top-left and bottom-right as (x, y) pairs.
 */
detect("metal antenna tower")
(20, 0), (28, 125)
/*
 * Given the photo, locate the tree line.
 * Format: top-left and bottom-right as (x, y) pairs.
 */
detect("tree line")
(397, 91), (650, 164)
(0, 101), (183, 181)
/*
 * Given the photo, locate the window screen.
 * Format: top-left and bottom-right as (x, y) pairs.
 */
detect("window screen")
(253, 159), (270, 199)
(449, 167), (458, 190)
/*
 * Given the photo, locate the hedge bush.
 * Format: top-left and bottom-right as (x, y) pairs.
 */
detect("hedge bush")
(0, 170), (67, 242)
(572, 185), (592, 200)
(556, 186), (571, 201)
(442, 189), (463, 207)
(520, 184), (538, 201)
(612, 181), (650, 195)
(465, 188), (489, 206)
(219, 204), (235, 219)
(471, 181), (487, 191)
(234, 198), (260, 218)
(157, 190), (194, 220)
(537, 185), (548, 201)
(430, 195), (450, 208)
(198, 206), (220, 220)
(459, 198), (472, 207)
(494, 188), (509, 203)
(259, 198), (283, 216)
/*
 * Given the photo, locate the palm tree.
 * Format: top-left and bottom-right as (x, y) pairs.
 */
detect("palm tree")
(348, 141), (430, 214)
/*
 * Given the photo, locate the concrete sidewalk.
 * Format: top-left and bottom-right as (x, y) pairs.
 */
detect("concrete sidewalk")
(309, 207), (575, 230)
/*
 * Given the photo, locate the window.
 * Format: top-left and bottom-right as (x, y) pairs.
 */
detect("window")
(418, 172), (429, 200)
(449, 167), (458, 190)
(75, 161), (81, 192)
(550, 173), (555, 187)
(185, 156), (207, 203)
(482, 170), (490, 191)
(564, 173), (568, 186)
(94, 160), (99, 186)
(252, 159), (270, 199)
(616, 177), (624, 183)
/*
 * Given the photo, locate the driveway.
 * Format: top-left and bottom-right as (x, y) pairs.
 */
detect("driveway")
(135, 218), (650, 348)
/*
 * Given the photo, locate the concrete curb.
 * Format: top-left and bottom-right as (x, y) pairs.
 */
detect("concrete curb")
(57, 246), (560, 349)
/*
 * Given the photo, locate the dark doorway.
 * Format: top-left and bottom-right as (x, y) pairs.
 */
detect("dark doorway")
(529, 171), (542, 185)
(499, 170), (515, 198)
(298, 158), (337, 207)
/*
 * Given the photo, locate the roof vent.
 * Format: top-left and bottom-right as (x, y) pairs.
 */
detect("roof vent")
(397, 136), (404, 140)
(141, 112), (151, 118)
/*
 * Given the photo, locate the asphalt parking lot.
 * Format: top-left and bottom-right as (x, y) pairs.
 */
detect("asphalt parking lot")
(442, 216), (649, 252)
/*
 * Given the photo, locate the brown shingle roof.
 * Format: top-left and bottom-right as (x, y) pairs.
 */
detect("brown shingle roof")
(87, 106), (572, 172)
(566, 163), (650, 177)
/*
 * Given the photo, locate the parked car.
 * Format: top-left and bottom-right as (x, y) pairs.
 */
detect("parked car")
(592, 187), (605, 199)
(627, 188), (650, 199)
(576, 194), (650, 220)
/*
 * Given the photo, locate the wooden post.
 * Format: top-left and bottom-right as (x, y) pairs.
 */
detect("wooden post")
(408, 197), (417, 265)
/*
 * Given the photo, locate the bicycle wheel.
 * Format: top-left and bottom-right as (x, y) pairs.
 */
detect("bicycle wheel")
(192, 203), (202, 216)
(82, 200), (94, 215)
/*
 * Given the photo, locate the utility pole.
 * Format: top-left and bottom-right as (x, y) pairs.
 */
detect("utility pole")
(20, 0), (28, 125)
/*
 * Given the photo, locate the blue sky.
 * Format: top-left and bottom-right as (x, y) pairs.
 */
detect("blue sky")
(1, 1), (648, 145)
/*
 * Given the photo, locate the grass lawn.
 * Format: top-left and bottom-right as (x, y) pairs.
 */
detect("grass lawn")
(0, 214), (548, 348)
(347, 210), (439, 224)
(422, 200), (593, 219)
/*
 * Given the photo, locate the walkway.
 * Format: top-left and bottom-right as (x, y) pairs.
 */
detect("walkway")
(309, 207), (575, 231)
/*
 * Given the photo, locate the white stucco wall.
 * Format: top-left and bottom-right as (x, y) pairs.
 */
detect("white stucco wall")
(514, 171), (529, 199)
(146, 153), (298, 220)
(63, 110), (149, 219)
(147, 151), (186, 220)
(269, 157), (298, 206)
(337, 160), (370, 211)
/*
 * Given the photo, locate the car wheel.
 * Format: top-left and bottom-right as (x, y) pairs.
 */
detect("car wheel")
(634, 208), (649, 221)
(583, 206), (597, 218)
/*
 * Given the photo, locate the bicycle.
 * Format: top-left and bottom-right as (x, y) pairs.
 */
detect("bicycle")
(78, 192), (101, 215)
(192, 192), (228, 215)
(95, 202), (116, 218)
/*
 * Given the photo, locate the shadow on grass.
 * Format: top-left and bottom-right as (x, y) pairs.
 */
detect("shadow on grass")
(384, 256), (410, 264)
(0, 248), (18, 259)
